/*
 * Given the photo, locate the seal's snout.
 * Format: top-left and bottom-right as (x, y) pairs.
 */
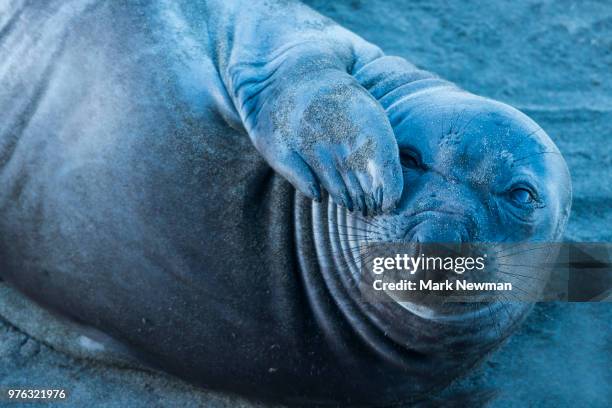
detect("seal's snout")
(410, 219), (470, 243)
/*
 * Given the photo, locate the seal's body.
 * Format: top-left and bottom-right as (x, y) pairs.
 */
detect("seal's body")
(0, 1), (571, 406)
(0, 2), (301, 401)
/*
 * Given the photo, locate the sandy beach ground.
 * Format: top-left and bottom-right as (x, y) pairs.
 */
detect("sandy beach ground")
(0, 1), (610, 406)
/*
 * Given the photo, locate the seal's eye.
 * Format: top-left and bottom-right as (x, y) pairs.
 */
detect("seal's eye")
(400, 150), (421, 170)
(509, 187), (535, 204)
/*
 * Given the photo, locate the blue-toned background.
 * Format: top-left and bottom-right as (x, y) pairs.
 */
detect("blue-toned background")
(0, 1), (609, 406)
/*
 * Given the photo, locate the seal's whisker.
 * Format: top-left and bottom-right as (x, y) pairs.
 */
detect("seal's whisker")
(513, 151), (562, 163)
(493, 267), (540, 287)
(327, 242), (370, 259)
(457, 111), (485, 137)
(486, 235), (522, 256)
(331, 231), (372, 242)
(321, 225), (369, 235)
(486, 303), (502, 339)
(508, 126), (544, 152)
(336, 223), (372, 234)
(323, 244), (365, 266)
(497, 287), (525, 304)
(351, 215), (395, 235)
(504, 281), (535, 297)
(497, 293), (522, 324)
(337, 225), (370, 236)
(448, 104), (459, 134)
(469, 301), (484, 329)
(327, 230), (370, 239)
(494, 243), (556, 259)
(496, 269), (548, 282)
(496, 262), (552, 270)
(333, 237), (369, 245)
(329, 249), (374, 273)
(496, 294), (516, 320)
(351, 253), (376, 269)
(454, 108), (470, 135)
(354, 216), (385, 230)
(312, 233), (369, 246)
(332, 230), (369, 238)
(489, 237), (528, 255)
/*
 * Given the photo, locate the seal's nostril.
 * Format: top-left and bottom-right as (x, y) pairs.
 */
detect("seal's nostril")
(410, 222), (468, 243)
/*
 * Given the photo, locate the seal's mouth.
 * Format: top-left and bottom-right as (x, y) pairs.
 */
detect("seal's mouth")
(306, 195), (527, 310)
(294, 192), (540, 355)
(362, 209), (476, 242)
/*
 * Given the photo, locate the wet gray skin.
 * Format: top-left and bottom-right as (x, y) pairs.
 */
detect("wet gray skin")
(0, 0), (572, 405)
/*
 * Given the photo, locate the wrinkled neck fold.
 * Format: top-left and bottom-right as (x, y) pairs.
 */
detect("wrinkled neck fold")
(353, 55), (459, 125)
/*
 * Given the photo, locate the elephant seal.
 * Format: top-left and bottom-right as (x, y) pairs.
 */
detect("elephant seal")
(0, 1), (571, 406)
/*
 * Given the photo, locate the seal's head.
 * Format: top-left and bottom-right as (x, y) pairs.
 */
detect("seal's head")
(357, 85), (572, 329)
(375, 87), (572, 245)
(308, 79), (572, 393)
